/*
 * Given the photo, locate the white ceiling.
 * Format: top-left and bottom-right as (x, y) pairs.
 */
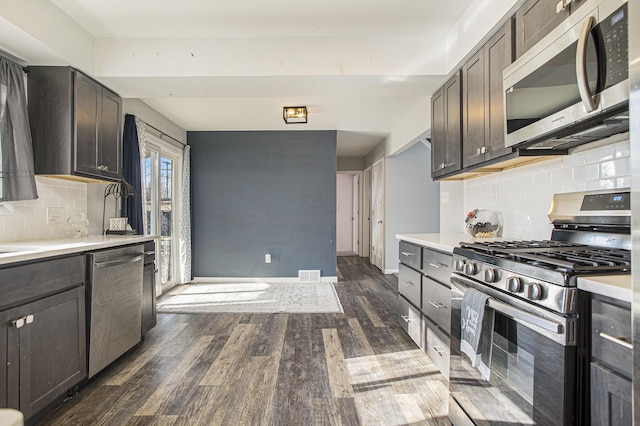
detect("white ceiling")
(0, 0), (505, 157)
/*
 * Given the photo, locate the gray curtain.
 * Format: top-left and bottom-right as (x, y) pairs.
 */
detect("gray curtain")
(0, 57), (38, 202)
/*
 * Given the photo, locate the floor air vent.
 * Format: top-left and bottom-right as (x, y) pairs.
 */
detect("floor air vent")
(298, 270), (321, 282)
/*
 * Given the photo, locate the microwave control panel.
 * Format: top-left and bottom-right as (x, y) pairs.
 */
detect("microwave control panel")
(599, 3), (628, 87)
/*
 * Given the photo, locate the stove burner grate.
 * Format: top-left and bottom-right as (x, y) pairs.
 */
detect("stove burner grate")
(460, 240), (631, 274)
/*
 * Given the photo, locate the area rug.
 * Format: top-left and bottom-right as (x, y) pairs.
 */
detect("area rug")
(157, 281), (343, 314)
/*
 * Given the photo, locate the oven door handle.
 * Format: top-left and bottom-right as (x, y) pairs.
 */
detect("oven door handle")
(451, 276), (562, 335)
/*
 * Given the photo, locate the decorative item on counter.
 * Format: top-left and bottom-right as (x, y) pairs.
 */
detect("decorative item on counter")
(109, 217), (127, 231)
(67, 210), (89, 238)
(465, 209), (500, 238)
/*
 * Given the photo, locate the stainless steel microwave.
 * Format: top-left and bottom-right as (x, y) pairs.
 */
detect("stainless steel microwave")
(503, 0), (628, 150)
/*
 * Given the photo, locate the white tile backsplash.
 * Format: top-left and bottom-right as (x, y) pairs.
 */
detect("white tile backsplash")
(444, 139), (631, 240)
(0, 176), (88, 243)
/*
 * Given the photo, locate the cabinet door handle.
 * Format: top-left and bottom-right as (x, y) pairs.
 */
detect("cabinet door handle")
(12, 317), (25, 328)
(401, 251), (415, 257)
(400, 280), (414, 287)
(556, 0), (571, 13)
(599, 332), (633, 350)
(401, 315), (411, 323)
(428, 301), (446, 309)
(11, 315), (33, 328)
(430, 345), (445, 357)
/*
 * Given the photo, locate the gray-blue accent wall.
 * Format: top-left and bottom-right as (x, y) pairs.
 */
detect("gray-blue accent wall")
(188, 130), (337, 278)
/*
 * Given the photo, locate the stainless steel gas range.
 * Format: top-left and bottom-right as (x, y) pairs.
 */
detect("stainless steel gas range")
(449, 189), (631, 425)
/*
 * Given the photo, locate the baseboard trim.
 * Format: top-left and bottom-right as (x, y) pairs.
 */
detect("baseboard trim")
(193, 276), (339, 283)
(384, 268), (399, 275)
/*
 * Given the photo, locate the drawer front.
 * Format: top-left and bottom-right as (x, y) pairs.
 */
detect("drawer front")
(422, 248), (452, 285)
(398, 263), (421, 308)
(592, 298), (631, 377)
(424, 318), (450, 380)
(398, 295), (422, 348)
(399, 241), (421, 270)
(0, 255), (85, 311)
(422, 277), (451, 333)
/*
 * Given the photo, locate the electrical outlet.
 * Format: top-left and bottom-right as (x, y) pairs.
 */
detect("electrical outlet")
(441, 191), (449, 203)
(490, 184), (498, 201)
(47, 207), (65, 224)
(265, 253), (272, 263)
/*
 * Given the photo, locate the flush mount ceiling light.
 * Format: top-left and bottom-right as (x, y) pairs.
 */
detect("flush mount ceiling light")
(283, 106), (308, 124)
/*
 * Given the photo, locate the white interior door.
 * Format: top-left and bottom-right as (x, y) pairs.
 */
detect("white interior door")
(371, 160), (384, 271)
(362, 167), (371, 258)
(336, 173), (355, 255)
(352, 174), (359, 256)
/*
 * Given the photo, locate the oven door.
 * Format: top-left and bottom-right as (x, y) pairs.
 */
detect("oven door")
(449, 274), (578, 425)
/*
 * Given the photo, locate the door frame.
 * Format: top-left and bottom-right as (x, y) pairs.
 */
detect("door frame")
(336, 171), (364, 257)
(144, 133), (183, 295)
(370, 159), (385, 271)
(362, 166), (371, 259)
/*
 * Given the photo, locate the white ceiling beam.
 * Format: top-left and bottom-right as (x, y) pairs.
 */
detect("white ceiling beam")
(94, 36), (448, 78)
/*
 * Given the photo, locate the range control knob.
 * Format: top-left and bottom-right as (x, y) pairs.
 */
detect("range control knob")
(525, 282), (543, 300)
(454, 259), (465, 272)
(506, 276), (522, 293)
(464, 262), (479, 275)
(483, 268), (498, 283)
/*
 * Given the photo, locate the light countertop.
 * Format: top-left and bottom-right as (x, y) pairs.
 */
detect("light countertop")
(0, 235), (156, 266)
(396, 233), (511, 253)
(577, 275), (632, 303)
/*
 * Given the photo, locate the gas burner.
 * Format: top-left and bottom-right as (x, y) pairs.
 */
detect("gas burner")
(459, 240), (631, 275)
(459, 239), (583, 256)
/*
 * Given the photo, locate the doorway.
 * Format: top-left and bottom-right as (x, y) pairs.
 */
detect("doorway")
(143, 134), (183, 295)
(336, 172), (360, 256)
(371, 160), (384, 271)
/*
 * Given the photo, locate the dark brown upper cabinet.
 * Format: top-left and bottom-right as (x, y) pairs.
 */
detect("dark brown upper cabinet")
(28, 67), (122, 182)
(431, 72), (462, 179)
(462, 22), (514, 168)
(515, 0), (585, 59)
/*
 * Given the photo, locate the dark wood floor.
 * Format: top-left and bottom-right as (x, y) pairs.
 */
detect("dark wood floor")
(38, 257), (448, 425)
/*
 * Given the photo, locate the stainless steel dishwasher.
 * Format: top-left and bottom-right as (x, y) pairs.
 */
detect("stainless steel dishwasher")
(86, 244), (144, 378)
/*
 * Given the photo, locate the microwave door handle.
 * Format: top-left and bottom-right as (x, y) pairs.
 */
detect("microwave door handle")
(576, 15), (598, 112)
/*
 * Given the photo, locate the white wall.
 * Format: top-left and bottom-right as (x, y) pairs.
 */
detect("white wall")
(441, 138), (632, 239)
(386, 142), (440, 272)
(0, 177), (87, 243)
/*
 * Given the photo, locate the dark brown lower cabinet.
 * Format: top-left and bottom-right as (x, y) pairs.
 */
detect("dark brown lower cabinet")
(0, 287), (86, 421)
(590, 363), (631, 425)
(590, 295), (632, 425)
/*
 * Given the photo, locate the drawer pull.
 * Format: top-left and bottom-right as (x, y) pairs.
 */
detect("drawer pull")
(428, 262), (447, 269)
(599, 332), (633, 350)
(401, 315), (412, 323)
(400, 280), (414, 287)
(430, 345), (445, 357)
(401, 251), (415, 257)
(428, 300), (446, 309)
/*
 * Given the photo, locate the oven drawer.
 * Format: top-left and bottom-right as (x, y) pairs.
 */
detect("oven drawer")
(592, 297), (631, 378)
(422, 248), (452, 285)
(424, 317), (450, 381)
(399, 241), (422, 270)
(422, 277), (451, 333)
(398, 263), (421, 308)
(398, 295), (422, 348)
